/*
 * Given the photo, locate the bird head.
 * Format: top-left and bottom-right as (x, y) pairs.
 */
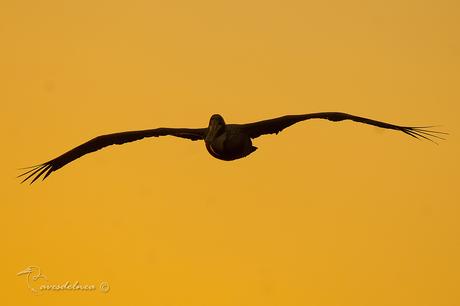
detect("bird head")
(17, 266), (46, 281)
(206, 114), (226, 141)
(17, 266), (35, 276)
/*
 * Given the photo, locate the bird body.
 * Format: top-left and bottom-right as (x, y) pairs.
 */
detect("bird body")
(205, 129), (256, 161)
(19, 112), (445, 184)
(205, 115), (257, 160)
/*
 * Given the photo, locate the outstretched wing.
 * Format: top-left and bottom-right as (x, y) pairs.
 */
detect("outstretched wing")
(18, 127), (207, 184)
(238, 112), (446, 141)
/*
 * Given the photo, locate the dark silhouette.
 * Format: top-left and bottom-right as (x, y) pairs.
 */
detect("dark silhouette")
(19, 112), (445, 184)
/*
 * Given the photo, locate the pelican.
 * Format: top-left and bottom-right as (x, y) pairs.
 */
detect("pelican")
(17, 266), (47, 293)
(19, 112), (445, 184)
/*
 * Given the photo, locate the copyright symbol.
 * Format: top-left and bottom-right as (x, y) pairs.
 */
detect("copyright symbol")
(99, 281), (110, 293)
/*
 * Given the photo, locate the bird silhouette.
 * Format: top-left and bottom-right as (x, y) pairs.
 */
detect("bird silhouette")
(17, 266), (47, 292)
(18, 112), (445, 184)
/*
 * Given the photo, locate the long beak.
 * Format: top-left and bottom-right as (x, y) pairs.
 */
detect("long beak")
(206, 120), (221, 141)
(17, 268), (32, 276)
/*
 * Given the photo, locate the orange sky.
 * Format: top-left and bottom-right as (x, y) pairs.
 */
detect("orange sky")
(1, 0), (459, 305)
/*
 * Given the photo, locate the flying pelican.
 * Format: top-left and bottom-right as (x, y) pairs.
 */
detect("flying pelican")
(18, 112), (445, 184)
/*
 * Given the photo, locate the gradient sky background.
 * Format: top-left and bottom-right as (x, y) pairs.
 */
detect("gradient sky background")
(1, 0), (459, 305)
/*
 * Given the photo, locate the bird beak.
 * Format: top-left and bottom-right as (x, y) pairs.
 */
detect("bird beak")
(17, 267), (32, 276)
(206, 119), (223, 141)
(206, 121), (218, 141)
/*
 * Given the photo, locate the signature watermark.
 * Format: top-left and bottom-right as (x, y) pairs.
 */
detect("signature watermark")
(17, 266), (109, 294)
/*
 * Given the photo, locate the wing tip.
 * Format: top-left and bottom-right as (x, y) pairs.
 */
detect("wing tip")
(403, 126), (447, 144)
(18, 163), (54, 185)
